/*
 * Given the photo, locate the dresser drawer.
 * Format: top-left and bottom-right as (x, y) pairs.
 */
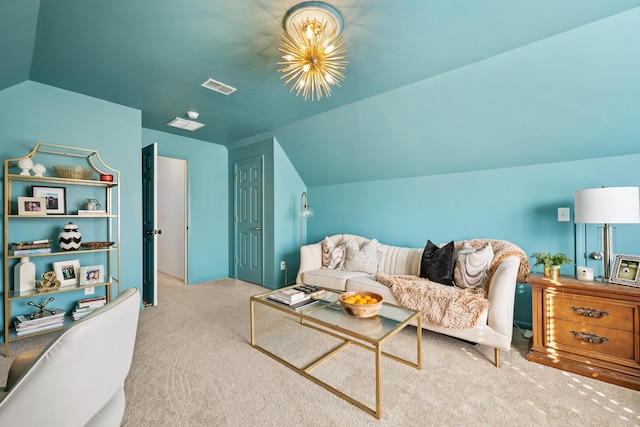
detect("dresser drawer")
(547, 318), (636, 361)
(546, 292), (635, 332)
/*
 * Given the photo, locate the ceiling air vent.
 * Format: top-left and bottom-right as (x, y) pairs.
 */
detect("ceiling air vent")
(166, 117), (205, 132)
(201, 78), (237, 95)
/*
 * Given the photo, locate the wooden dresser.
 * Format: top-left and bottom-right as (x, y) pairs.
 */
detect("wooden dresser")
(527, 273), (640, 390)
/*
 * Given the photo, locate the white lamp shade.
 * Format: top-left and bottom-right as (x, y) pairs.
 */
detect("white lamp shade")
(574, 186), (640, 224)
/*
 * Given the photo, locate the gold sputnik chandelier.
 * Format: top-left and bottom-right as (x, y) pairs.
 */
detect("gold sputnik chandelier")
(278, 2), (348, 101)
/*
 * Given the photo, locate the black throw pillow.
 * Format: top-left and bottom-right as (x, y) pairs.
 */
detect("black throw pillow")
(419, 240), (456, 286)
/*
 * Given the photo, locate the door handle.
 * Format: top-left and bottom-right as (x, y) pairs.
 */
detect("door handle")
(145, 229), (163, 235)
(254, 226), (262, 231)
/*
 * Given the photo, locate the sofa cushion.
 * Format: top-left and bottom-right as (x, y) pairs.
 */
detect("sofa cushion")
(454, 242), (494, 289)
(301, 269), (367, 291)
(419, 240), (455, 286)
(342, 239), (380, 274)
(345, 275), (399, 305)
(322, 236), (346, 269)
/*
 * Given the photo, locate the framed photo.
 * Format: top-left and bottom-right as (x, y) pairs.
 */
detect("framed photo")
(17, 196), (47, 215)
(80, 265), (104, 286)
(52, 259), (81, 287)
(610, 255), (640, 288)
(31, 185), (66, 214)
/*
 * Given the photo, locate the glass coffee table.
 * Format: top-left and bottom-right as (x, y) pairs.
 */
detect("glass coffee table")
(250, 286), (422, 419)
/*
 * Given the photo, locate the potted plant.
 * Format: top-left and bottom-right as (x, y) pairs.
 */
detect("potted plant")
(531, 252), (573, 279)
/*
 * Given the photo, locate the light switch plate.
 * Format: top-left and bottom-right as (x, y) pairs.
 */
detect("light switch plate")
(84, 286), (95, 295)
(558, 207), (570, 222)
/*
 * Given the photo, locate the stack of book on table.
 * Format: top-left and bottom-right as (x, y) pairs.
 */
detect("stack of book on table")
(268, 288), (319, 311)
(9, 239), (53, 256)
(72, 296), (107, 320)
(14, 309), (66, 336)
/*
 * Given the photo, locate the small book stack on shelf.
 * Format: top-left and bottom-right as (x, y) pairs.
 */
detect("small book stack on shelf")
(267, 288), (319, 311)
(9, 239), (53, 256)
(72, 296), (106, 320)
(77, 210), (107, 216)
(14, 309), (66, 336)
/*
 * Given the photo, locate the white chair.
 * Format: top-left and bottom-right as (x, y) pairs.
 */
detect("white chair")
(0, 288), (140, 426)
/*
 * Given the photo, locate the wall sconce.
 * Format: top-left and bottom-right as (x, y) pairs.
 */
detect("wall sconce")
(300, 191), (314, 247)
(574, 186), (640, 280)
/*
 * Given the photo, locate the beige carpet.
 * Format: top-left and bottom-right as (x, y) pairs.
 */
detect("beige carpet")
(2, 274), (639, 426)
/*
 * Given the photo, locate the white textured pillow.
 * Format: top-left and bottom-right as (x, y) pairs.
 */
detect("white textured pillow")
(454, 242), (494, 289)
(342, 239), (380, 274)
(322, 237), (345, 269)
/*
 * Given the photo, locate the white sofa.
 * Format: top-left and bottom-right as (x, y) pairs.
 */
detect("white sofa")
(297, 234), (529, 367)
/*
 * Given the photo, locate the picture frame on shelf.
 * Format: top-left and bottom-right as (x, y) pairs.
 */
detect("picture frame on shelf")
(610, 254), (640, 288)
(52, 259), (81, 287)
(31, 185), (67, 214)
(17, 196), (47, 215)
(80, 265), (104, 286)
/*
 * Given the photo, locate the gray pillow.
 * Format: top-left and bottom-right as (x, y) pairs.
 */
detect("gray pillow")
(342, 239), (380, 274)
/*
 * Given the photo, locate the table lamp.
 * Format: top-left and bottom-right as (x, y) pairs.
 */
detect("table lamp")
(574, 186), (640, 280)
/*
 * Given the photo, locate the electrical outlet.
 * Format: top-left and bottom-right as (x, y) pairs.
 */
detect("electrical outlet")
(280, 261), (286, 270)
(84, 286), (95, 295)
(557, 207), (570, 222)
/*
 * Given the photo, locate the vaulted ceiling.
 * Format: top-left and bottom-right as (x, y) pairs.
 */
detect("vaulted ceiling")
(2, 1), (639, 186)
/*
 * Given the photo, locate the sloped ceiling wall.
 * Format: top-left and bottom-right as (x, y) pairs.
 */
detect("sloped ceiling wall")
(2, 1), (639, 187)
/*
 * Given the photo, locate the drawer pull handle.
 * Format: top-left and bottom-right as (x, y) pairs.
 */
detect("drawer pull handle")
(571, 330), (610, 344)
(570, 306), (609, 318)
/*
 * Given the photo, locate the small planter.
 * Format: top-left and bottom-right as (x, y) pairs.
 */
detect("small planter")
(544, 266), (561, 280)
(531, 252), (572, 280)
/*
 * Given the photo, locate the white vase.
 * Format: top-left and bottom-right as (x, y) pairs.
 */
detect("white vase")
(15, 257), (36, 293)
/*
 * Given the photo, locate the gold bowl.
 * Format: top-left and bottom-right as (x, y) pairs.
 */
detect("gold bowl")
(53, 165), (94, 180)
(338, 291), (383, 318)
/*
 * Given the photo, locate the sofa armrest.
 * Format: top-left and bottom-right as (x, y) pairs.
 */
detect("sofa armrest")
(296, 242), (324, 283)
(486, 255), (520, 339)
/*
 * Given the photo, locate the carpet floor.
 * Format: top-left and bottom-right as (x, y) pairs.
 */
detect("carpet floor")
(2, 274), (639, 426)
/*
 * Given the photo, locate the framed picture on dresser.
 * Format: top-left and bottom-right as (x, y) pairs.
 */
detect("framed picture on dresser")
(610, 254), (640, 288)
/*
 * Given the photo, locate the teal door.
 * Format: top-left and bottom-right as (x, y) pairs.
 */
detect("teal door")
(235, 157), (263, 285)
(142, 143), (158, 305)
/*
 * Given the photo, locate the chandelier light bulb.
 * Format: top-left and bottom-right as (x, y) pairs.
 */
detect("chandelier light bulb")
(303, 64), (310, 72)
(325, 44), (335, 54)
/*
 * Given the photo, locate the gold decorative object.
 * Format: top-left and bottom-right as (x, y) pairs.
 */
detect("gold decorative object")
(37, 271), (62, 291)
(27, 297), (58, 319)
(53, 165), (95, 180)
(278, 2), (348, 101)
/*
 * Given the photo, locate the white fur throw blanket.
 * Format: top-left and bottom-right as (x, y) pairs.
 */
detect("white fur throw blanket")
(375, 274), (490, 329)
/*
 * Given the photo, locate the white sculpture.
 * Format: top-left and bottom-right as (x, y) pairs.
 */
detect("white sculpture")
(32, 163), (46, 177)
(17, 158), (33, 176)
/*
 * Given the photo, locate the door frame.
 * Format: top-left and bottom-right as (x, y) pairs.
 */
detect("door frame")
(157, 155), (189, 284)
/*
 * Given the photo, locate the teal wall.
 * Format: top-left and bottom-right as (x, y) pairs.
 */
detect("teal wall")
(142, 129), (228, 283)
(308, 154), (640, 328)
(0, 81), (142, 331)
(273, 139), (306, 287)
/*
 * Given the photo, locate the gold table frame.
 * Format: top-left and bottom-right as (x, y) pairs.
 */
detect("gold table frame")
(250, 288), (422, 419)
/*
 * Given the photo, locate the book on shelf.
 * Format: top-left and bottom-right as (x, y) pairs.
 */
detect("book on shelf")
(16, 309), (65, 325)
(15, 322), (65, 336)
(78, 296), (106, 308)
(267, 296), (320, 311)
(77, 209), (107, 215)
(9, 247), (52, 256)
(11, 241), (52, 250)
(14, 309), (66, 335)
(72, 306), (100, 320)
